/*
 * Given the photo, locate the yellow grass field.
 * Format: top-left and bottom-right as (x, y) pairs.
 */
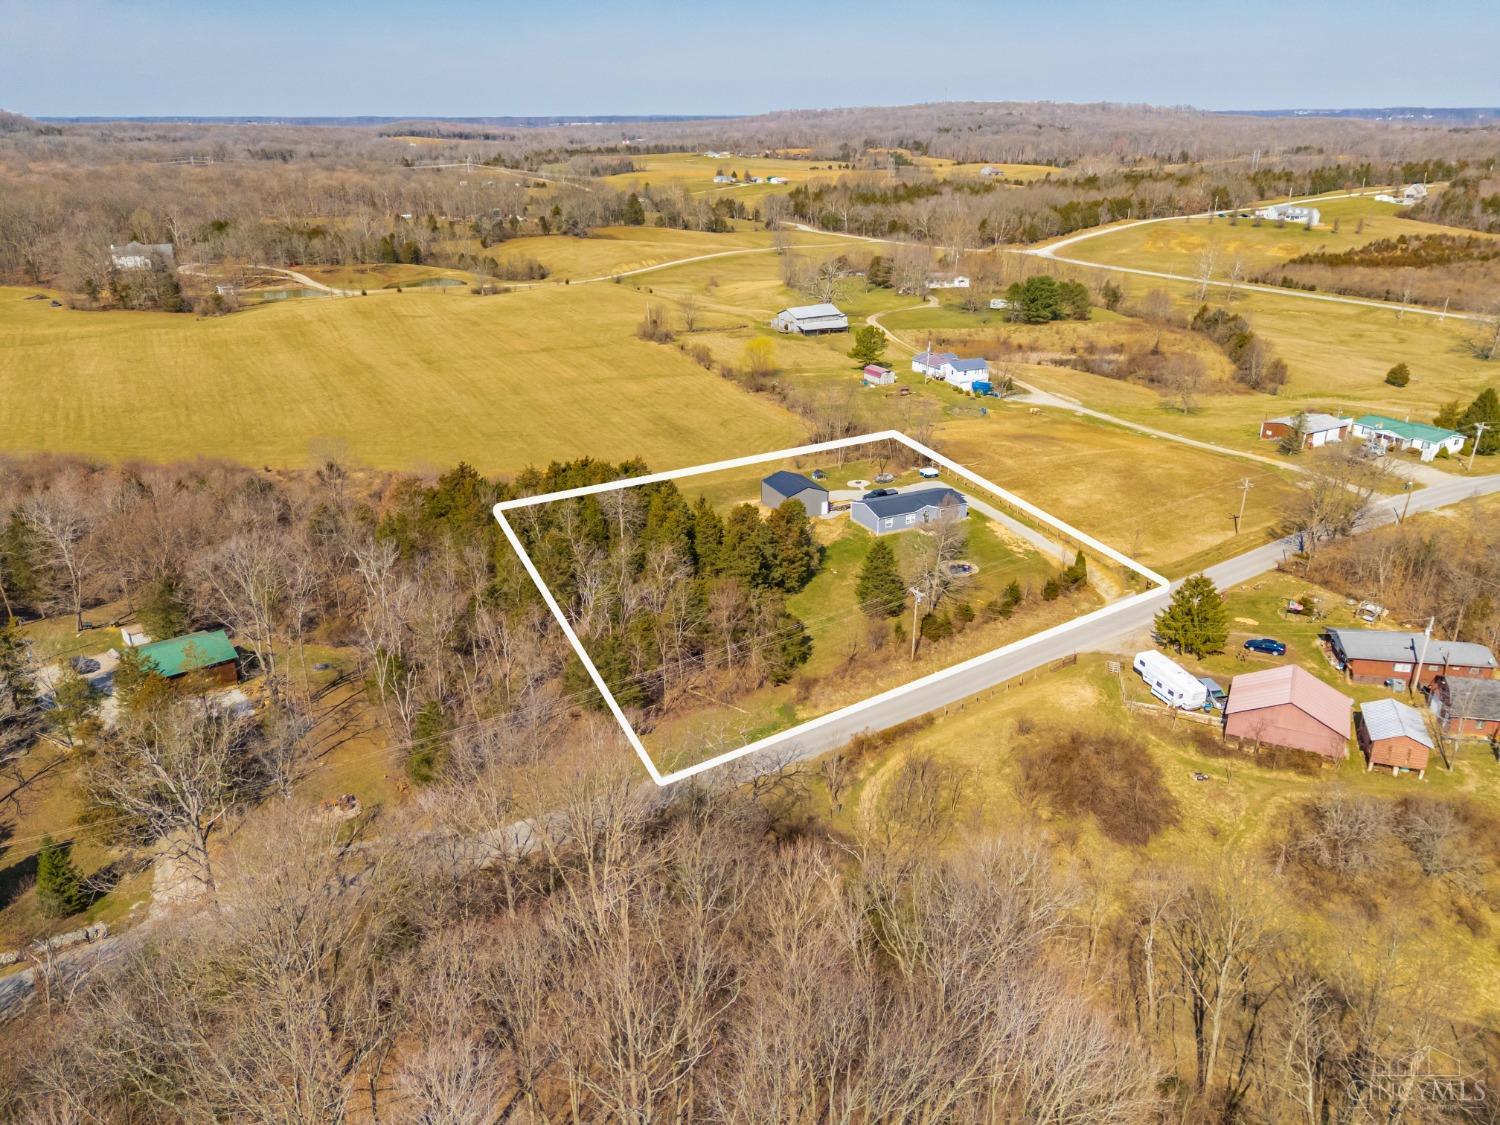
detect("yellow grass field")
(0, 281), (805, 474)
(1062, 191), (1500, 278)
(601, 153), (844, 200)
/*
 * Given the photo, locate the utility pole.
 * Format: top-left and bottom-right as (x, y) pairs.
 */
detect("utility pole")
(1231, 477), (1251, 534)
(908, 587), (924, 661)
(1410, 617), (1434, 700)
(1398, 480), (1415, 523)
(1467, 422), (1490, 472)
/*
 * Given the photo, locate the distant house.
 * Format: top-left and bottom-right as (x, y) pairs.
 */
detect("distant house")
(1132, 650), (1208, 710)
(937, 357), (990, 388)
(109, 241), (174, 271)
(851, 488), (967, 535)
(1352, 415), (1465, 462)
(912, 350), (958, 377)
(1259, 412), (1352, 449)
(926, 273), (971, 289)
(712, 174), (735, 184)
(1224, 665), (1353, 760)
(979, 165), (1003, 177)
(1254, 203), (1321, 225)
(1358, 698), (1434, 776)
(137, 629), (239, 687)
(1326, 627), (1496, 688)
(766, 176), (789, 185)
(1428, 676), (1500, 740)
(771, 303), (848, 335)
(862, 364), (896, 386)
(1403, 183), (1429, 203)
(761, 471), (829, 517)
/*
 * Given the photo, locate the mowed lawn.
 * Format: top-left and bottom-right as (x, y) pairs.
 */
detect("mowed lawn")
(0, 283), (806, 473)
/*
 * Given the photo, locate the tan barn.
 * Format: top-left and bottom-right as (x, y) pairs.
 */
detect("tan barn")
(1357, 698), (1433, 777)
(1224, 665), (1352, 760)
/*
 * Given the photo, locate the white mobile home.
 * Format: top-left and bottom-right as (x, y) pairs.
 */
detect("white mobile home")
(1133, 650), (1209, 710)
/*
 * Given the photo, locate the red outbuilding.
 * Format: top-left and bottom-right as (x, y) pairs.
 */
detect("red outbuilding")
(1224, 665), (1353, 761)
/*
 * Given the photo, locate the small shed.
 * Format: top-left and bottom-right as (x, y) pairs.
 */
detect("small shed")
(862, 364), (895, 386)
(1224, 665), (1352, 760)
(1358, 698), (1433, 776)
(760, 471), (829, 517)
(137, 629), (239, 686)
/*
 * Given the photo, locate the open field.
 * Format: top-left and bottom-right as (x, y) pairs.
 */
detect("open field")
(0, 282), (805, 473)
(1058, 193), (1500, 277)
(938, 410), (1302, 574)
(601, 153), (845, 200)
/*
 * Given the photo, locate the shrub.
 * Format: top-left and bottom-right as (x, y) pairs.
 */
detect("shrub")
(1385, 363), (1411, 387)
(1018, 727), (1179, 845)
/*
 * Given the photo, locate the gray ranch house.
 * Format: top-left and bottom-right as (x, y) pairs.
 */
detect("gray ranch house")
(851, 488), (967, 535)
(761, 471), (830, 516)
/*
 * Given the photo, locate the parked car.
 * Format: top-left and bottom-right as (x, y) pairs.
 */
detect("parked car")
(864, 488), (898, 498)
(1243, 637), (1287, 656)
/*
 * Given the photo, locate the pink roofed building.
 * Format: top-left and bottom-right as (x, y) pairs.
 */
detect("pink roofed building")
(1224, 665), (1353, 760)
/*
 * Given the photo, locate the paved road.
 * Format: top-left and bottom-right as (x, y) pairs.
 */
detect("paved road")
(730, 470), (1500, 776)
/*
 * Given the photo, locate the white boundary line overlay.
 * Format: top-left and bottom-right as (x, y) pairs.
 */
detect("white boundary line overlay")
(494, 430), (1169, 787)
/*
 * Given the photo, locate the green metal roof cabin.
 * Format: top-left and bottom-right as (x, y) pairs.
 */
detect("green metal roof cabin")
(136, 629), (239, 683)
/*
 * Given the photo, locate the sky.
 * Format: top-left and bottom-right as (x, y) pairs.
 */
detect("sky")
(2, 0), (1497, 118)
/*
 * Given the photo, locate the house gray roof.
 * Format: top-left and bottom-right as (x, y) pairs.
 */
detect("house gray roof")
(1360, 698), (1433, 748)
(762, 470), (824, 498)
(856, 487), (965, 519)
(1439, 677), (1500, 721)
(1270, 412), (1350, 433)
(914, 350), (958, 366)
(947, 358), (989, 373)
(1327, 628), (1497, 670)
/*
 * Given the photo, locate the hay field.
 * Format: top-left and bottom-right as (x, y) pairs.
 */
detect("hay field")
(1060, 191), (1499, 279)
(0, 282), (805, 474)
(601, 153), (842, 200)
(939, 410), (1302, 573)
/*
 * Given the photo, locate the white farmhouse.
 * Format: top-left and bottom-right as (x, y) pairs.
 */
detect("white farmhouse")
(912, 350), (958, 377)
(926, 273), (971, 289)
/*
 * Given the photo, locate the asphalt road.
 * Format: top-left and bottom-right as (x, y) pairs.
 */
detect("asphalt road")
(749, 470), (1500, 774)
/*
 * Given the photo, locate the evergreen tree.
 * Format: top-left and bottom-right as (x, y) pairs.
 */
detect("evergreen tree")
(35, 835), (87, 918)
(1, 511), (41, 620)
(855, 538), (906, 618)
(1005, 276), (1065, 323)
(113, 646), (171, 715)
(1279, 412), (1310, 455)
(1153, 573), (1229, 657)
(1041, 577), (1061, 600)
(138, 577), (191, 640)
(0, 621), (43, 756)
(1384, 362), (1411, 387)
(1459, 387), (1500, 455)
(50, 665), (99, 747)
(1060, 550), (1088, 591)
(990, 579), (1024, 618)
(867, 255), (893, 288)
(623, 192), (646, 225)
(846, 325), (888, 367)
(691, 497), (725, 575)
(407, 700), (449, 784)
(720, 505), (770, 587)
(765, 501), (820, 593)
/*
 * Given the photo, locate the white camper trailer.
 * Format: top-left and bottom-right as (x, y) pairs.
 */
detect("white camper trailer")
(1133, 650), (1208, 711)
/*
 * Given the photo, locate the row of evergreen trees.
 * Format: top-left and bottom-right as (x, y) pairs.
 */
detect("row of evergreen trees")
(512, 467), (821, 711)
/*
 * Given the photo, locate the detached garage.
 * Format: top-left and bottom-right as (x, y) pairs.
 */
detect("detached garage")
(1224, 665), (1352, 761)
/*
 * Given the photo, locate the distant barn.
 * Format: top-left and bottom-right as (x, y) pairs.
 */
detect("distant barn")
(770, 303), (848, 335)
